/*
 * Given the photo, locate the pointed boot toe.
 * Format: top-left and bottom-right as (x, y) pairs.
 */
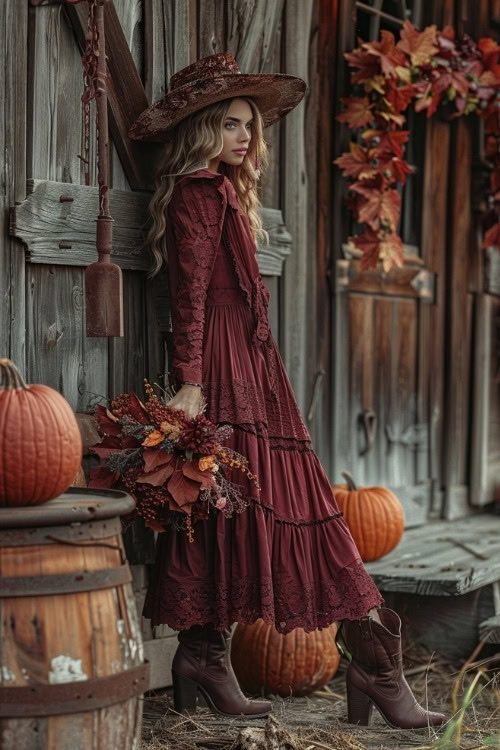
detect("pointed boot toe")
(341, 609), (448, 730)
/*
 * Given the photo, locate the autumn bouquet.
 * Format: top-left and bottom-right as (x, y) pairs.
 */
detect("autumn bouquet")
(89, 381), (259, 541)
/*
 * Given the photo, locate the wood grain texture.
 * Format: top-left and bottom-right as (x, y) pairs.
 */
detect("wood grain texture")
(12, 180), (150, 270)
(443, 119), (474, 517)
(0, 521), (143, 747)
(471, 295), (500, 506)
(366, 514), (500, 595)
(281, 0), (315, 415)
(144, 0), (191, 104)
(25, 263), (108, 411)
(0, 0), (27, 370)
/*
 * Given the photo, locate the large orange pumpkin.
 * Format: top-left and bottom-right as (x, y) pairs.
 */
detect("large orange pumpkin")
(231, 619), (340, 697)
(331, 471), (404, 561)
(0, 359), (82, 505)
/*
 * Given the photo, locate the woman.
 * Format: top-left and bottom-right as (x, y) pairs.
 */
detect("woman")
(129, 53), (445, 730)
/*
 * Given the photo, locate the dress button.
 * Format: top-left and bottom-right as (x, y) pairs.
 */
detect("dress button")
(256, 322), (269, 341)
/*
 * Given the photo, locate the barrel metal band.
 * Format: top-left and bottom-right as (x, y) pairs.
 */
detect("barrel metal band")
(0, 516), (122, 547)
(0, 564), (132, 597)
(0, 662), (149, 717)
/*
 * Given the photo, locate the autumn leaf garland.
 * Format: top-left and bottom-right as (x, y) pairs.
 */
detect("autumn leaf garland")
(335, 20), (500, 272)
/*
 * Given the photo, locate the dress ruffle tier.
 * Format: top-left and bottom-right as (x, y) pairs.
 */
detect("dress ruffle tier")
(143, 169), (383, 634)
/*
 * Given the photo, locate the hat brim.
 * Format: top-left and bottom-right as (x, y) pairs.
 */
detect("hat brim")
(128, 73), (307, 142)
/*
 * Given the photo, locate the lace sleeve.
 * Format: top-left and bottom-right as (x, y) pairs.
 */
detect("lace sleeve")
(168, 178), (226, 385)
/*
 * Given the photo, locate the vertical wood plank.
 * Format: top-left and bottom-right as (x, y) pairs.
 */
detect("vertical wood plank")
(443, 119), (474, 518)
(0, 0), (27, 371)
(26, 264), (108, 410)
(281, 0), (315, 414)
(315, 0), (340, 475)
(420, 120), (449, 512)
(144, 0), (192, 105)
(198, 0), (225, 58)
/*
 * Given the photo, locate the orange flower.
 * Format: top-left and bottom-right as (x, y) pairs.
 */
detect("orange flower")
(160, 421), (182, 439)
(142, 430), (164, 447)
(199, 455), (217, 472)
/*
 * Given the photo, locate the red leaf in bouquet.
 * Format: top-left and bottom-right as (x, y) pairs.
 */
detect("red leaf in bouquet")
(144, 517), (167, 533)
(90, 435), (122, 459)
(182, 459), (215, 490)
(137, 461), (175, 486)
(378, 233), (405, 272)
(337, 97), (374, 128)
(143, 448), (173, 473)
(479, 38), (500, 77)
(334, 142), (377, 180)
(122, 436), (141, 449)
(482, 222), (500, 249)
(167, 470), (200, 507)
(388, 157), (414, 184)
(441, 26), (455, 41)
(396, 21), (438, 67)
(127, 391), (150, 424)
(362, 31), (406, 78)
(344, 48), (380, 83)
(95, 405), (122, 437)
(352, 184), (401, 231)
(89, 466), (120, 489)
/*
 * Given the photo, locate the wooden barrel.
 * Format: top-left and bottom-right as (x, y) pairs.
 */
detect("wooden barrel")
(0, 488), (149, 749)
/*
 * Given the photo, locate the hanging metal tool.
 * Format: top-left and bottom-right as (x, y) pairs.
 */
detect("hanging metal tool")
(70, 0), (124, 337)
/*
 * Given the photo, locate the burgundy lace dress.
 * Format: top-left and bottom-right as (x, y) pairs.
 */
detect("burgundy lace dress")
(143, 168), (383, 633)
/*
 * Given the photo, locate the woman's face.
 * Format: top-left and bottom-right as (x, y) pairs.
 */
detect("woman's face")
(217, 98), (253, 166)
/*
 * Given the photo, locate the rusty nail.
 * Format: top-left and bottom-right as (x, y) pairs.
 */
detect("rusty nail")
(60, 195), (74, 202)
(59, 242), (73, 249)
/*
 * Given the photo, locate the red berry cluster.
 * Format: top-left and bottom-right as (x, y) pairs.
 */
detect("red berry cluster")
(177, 415), (218, 455)
(111, 393), (132, 417)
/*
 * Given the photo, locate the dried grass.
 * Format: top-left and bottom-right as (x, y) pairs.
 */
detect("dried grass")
(141, 638), (500, 750)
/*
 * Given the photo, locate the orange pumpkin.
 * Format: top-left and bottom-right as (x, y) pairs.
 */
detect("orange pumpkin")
(0, 359), (82, 505)
(231, 619), (340, 697)
(331, 471), (404, 561)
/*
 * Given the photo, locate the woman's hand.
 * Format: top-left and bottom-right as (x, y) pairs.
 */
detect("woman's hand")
(167, 383), (202, 419)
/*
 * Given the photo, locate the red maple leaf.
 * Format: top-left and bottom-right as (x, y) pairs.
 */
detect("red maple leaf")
(389, 157), (413, 184)
(362, 31), (407, 78)
(334, 142), (377, 179)
(182, 460), (215, 490)
(168, 471), (201, 508)
(397, 21), (438, 67)
(378, 233), (405, 272)
(337, 97), (374, 128)
(352, 185), (401, 231)
(362, 129), (410, 159)
(89, 466), (120, 489)
(432, 70), (470, 98)
(344, 48), (380, 83)
(479, 37), (500, 77)
(384, 79), (416, 113)
(482, 222), (500, 249)
(351, 229), (382, 269)
(143, 448), (173, 473)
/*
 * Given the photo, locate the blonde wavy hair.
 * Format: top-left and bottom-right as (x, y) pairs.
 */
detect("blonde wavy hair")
(147, 97), (269, 277)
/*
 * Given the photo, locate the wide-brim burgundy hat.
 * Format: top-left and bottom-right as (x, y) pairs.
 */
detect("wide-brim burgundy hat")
(128, 53), (307, 142)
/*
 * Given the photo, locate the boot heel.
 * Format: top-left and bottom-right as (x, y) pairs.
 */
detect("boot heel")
(346, 682), (373, 725)
(172, 671), (198, 713)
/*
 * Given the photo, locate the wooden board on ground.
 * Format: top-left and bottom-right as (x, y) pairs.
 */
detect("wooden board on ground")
(365, 514), (500, 595)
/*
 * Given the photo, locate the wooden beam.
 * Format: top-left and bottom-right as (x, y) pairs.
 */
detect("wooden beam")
(65, 1), (160, 192)
(11, 180), (151, 270)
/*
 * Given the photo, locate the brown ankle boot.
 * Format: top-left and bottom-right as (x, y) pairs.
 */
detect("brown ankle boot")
(172, 624), (272, 718)
(338, 608), (446, 729)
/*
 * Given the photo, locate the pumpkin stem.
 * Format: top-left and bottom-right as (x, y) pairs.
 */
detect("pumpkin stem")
(341, 471), (358, 491)
(0, 359), (28, 391)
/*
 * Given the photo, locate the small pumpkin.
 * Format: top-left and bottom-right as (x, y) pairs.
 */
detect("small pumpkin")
(0, 359), (82, 505)
(231, 619), (340, 697)
(331, 471), (404, 561)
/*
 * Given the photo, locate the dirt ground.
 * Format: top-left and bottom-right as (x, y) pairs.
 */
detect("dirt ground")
(140, 640), (500, 750)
